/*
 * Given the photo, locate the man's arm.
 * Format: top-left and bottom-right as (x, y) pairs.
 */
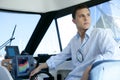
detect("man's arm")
(81, 65), (92, 80)
(29, 62), (48, 79)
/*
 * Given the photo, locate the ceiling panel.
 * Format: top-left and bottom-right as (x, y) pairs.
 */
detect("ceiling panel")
(0, 0), (89, 13)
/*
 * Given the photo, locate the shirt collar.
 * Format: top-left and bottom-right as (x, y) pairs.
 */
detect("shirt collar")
(85, 26), (94, 38)
(76, 26), (94, 38)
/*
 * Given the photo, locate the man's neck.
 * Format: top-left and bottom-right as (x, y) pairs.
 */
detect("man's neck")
(78, 29), (87, 41)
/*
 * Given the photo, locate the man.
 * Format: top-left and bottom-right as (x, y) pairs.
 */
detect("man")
(30, 4), (120, 80)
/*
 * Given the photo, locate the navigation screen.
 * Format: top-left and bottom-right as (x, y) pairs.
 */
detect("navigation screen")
(17, 57), (30, 75)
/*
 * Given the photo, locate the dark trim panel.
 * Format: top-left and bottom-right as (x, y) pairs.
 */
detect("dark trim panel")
(24, 12), (57, 54)
(55, 0), (110, 18)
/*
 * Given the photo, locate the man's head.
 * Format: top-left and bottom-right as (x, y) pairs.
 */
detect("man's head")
(72, 4), (91, 32)
(72, 4), (90, 19)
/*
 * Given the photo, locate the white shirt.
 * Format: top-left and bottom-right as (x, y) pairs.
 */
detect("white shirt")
(46, 27), (120, 80)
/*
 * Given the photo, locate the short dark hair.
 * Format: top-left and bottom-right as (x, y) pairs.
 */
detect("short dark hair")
(72, 4), (89, 19)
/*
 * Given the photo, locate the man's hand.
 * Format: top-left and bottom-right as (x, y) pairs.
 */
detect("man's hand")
(81, 65), (92, 80)
(2, 59), (12, 71)
(29, 63), (48, 79)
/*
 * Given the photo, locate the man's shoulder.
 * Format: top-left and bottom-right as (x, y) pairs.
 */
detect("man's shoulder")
(91, 28), (114, 38)
(92, 28), (112, 34)
(68, 33), (79, 42)
(92, 28), (105, 32)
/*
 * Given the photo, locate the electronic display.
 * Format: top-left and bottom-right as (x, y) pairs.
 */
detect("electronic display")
(17, 57), (30, 75)
(12, 55), (35, 78)
(5, 46), (20, 59)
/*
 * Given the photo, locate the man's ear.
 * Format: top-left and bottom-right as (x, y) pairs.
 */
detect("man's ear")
(72, 19), (76, 24)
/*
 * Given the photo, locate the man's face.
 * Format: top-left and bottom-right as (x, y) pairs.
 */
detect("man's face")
(72, 8), (91, 31)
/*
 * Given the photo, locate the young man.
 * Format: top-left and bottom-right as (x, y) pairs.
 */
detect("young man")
(30, 4), (120, 80)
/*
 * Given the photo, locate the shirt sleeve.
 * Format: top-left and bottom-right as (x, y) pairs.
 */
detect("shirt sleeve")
(46, 41), (72, 69)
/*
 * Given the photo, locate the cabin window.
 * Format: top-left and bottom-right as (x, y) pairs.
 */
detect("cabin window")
(0, 12), (40, 59)
(90, 0), (120, 42)
(57, 14), (77, 49)
(34, 20), (60, 56)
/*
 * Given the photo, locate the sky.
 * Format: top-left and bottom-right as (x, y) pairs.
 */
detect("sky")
(0, 12), (40, 56)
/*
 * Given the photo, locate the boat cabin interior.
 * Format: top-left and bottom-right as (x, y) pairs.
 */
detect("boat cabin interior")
(1, 0), (120, 80)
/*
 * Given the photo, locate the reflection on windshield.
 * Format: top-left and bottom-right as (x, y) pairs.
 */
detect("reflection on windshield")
(90, 0), (120, 42)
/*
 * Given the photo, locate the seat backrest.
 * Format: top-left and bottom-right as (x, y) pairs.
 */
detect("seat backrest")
(89, 60), (120, 80)
(0, 66), (13, 80)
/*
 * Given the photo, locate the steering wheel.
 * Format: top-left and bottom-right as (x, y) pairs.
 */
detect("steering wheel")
(30, 70), (54, 80)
